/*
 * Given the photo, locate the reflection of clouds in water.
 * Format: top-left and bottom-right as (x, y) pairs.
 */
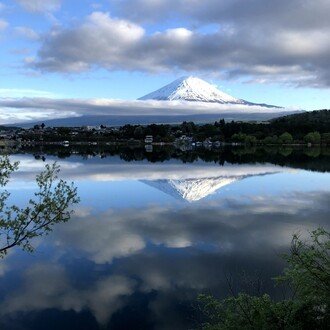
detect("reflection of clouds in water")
(51, 191), (330, 264)
(0, 191), (329, 326)
(6, 156), (84, 189)
(0, 261), (8, 277)
(8, 154), (293, 185)
(7, 155), (295, 203)
(0, 263), (135, 325)
(54, 208), (146, 263)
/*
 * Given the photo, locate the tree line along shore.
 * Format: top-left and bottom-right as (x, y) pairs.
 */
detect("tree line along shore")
(1, 110), (329, 147)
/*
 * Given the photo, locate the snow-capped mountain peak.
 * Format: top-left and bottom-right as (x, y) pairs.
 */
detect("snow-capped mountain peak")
(139, 76), (243, 104)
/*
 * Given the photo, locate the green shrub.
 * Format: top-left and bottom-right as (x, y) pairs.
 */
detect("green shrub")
(198, 228), (330, 329)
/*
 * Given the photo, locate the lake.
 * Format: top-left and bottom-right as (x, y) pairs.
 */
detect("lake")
(0, 147), (329, 329)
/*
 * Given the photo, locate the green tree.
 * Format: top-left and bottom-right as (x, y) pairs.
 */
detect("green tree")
(57, 127), (71, 135)
(133, 126), (144, 139)
(244, 135), (257, 146)
(304, 131), (321, 144)
(197, 228), (330, 329)
(276, 228), (330, 307)
(231, 133), (247, 143)
(0, 156), (79, 257)
(263, 135), (278, 145)
(278, 132), (293, 144)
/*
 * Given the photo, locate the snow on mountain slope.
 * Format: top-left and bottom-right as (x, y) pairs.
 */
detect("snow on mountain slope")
(139, 76), (281, 108)
(141, 168), (285, 202)
(139, 76), (244, 104)
(142, 177), (238, 202)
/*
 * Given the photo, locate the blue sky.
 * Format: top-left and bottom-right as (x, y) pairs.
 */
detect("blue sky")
(0, 0), (329, 123)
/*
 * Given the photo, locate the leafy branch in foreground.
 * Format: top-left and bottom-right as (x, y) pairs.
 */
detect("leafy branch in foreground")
(276, 228), (330, 307)
(0, 156), (80, 257)
(197, 228), (330, 329)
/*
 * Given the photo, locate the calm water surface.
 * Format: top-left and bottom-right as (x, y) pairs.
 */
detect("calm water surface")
(0, 150), (329, 329)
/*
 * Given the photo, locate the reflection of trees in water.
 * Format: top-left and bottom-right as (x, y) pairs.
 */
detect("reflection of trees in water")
(304, 147), (321, 158)
(278, 147), (293, 157)
(15, 145), (330, 172)
(0, 156), (79, 257)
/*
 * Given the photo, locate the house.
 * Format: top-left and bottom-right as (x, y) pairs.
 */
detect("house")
(145, 135), (153, 144)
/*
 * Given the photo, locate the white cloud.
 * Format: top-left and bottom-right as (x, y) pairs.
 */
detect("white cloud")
(0, 187), (328, 322)
(0, 96), (294, 124)
(15, 0), (61, 13)
(30, 9), (330, 88)
(118, 0), (330, 31)
(0, 88), (58, 98)
(14, 26), (39, 40)
(40, 191), (330, 265)
(0, 263), (136, 324)
(0, 18), (8, 31)
(10, 155), (293, 183)
(35, 12), (145, 72)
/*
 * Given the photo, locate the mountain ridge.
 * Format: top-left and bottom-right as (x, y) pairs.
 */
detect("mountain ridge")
(14, 111), (299, 128)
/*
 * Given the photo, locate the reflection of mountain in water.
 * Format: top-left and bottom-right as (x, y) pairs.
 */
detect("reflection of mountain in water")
(142, 170), (284, 202)
(142, 176), (248, 202)
(14, 155), (290, 202)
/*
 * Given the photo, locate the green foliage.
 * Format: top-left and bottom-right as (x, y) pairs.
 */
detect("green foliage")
(278, 147), (293, 157)
(198, 293), (321, 330)
(231, 134), (257, 145)
(57, 127), (71, 135)
(0, 156), (19, 186)
(322, 133), (330, 144)
(244, 135), (257, 146)
(133, 126), (144, 139)
(231, 133), (247, 142)
(276, 228), (330, 306)
(304, 147), (321, 158)
(263, 135), (278, 145)
(304, 131), (321, 144)
(13, 109), (330, 144)
(0, 156), (80, 257)
(278, 132), (293, 144)
(197, 228), (330, 329)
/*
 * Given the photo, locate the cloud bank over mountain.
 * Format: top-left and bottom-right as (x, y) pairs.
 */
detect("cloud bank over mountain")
(0, 77), (295, 124)
(0, 97), (295, 124)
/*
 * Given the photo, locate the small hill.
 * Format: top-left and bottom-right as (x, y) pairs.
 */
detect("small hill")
(271, 109), (330, 133)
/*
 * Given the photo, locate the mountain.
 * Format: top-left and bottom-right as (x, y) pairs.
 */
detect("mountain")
(11, 76), (297, 128)
(139, 76), (242, 103)
(139, 76), (280, 108)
